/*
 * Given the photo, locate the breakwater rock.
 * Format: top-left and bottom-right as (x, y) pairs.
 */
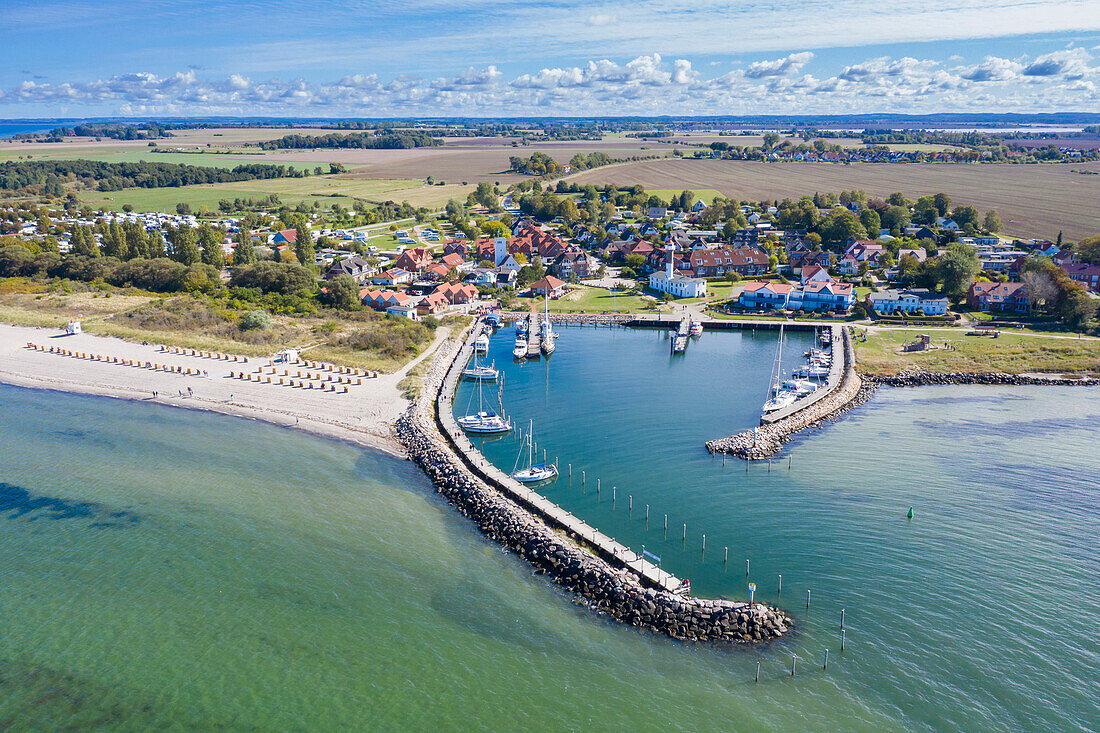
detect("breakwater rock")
(499, 311), (631, 326)
(707, 328), (867, 460)
(866, 371), (1098, 387)
(395, 330), (791, 644)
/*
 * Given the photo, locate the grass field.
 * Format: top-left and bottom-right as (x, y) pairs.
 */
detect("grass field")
(535, 286), (659, 314)
(78, 175), (471, 213)
(854, 327), (1100, 375)
(566, 158), (1100, 240)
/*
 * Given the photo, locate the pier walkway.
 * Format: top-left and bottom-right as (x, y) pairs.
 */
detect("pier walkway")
(439, 324), (686, 594)
(526, 311), (541, 359)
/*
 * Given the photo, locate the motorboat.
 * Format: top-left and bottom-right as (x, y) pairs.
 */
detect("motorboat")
(484, 313), (501, 328)
(513, 337), (528, 360)
(512, 421), (558, 483)
(473, 333), (490, 353)
(689, 319), (704, 337)
(795, 363), (830, 379)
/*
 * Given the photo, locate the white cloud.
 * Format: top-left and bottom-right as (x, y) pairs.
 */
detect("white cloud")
(744, 52), (814, 78)
(2, 49), (1098, 116)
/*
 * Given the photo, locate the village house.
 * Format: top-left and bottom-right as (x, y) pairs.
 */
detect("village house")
(897, 248), (928, 263)
(790, 251), (832, 272)
(867, 288), (950, 315)
(387, 303), (419, 320)
(433, 282), (480, 306)
(372, 268), (413, 287)
(323, 254), (374, 282)
(393, 247), (433, 273)
(689, 247), (769, 277)
(967, 282), (1031, 312)
(416, 292), (450, 316)
(271, 228), (298, 245)
(1060, 262), (1100, 292)
(800, 264), (834, 285)
(361, 289), (412, 310)
(528, 275), (569, 299)
(739, 281), (854, 312)
(552, 247), (597, 280)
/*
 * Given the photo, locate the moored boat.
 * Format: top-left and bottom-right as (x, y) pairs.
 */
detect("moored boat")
(462, 354), (498, 381)
(512, 421), (558, 483)
(473, 333), (490, 353)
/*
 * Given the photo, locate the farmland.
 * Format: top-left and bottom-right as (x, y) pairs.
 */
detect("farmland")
(567, 158), (1100, 240)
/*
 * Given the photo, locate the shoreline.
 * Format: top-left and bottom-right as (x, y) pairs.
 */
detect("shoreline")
(0, 323), (425, 458)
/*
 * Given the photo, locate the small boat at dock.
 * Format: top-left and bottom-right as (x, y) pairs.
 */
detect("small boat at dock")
(473, 333), (490, 353)
(457, 369), (511, 434)
(513, 336), (528, 360)
(689, 319), (703, 337)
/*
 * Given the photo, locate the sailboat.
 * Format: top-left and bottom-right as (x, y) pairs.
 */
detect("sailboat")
(540, 296), (555, 356)
(511, 420), (558, 483)
(462, 352), (498, 381)
(762, 324), (798, 414)
(457, 370), (511, 433)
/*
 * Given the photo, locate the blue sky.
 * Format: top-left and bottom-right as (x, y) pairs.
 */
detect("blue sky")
(2, 0), (1099, 116)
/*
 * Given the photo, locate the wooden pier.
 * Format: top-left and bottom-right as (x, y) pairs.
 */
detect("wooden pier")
(671, 315), (690, 353)
(526, 310), (541, 359)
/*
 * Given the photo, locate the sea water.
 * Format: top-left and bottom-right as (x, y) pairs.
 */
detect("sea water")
(1, 332), (1097, 730)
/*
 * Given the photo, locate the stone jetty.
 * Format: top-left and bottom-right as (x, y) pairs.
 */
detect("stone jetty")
(707, 326), (866, 460)
(866, 371), (1098, 387)
(396, 325), (791, 644)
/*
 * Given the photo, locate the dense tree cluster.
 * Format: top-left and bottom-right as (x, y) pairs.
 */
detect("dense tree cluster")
(257, 132), (441, 150)
(0, 160), (296, 195)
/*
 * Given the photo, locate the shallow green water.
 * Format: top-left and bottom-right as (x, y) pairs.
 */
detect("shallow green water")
(1, 324), (1097, 730)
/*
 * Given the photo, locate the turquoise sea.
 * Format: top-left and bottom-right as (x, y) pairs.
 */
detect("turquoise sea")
(1, 325), (1097, 730)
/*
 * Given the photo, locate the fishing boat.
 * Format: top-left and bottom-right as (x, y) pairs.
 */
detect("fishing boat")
(462, 353), (498, 381)
(762, 324), (797, 414)
(457, 371), (511, 434)
(512, 336), (528, 360)
(689, 319), (704, 337)
(473, 333), (490, 353)
(512, 421), (558, 483)
(515, 318), (528, 336)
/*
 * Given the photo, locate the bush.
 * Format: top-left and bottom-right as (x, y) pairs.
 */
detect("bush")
(230, 261), (316, 295)
(239, 310), (272, 331)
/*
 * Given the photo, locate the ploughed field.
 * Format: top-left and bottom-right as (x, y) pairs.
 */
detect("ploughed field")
(566, 158), (1100, 240)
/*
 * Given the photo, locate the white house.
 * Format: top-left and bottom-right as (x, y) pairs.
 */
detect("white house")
(648, 244), (707, 298)
(867, 288), (949, 315)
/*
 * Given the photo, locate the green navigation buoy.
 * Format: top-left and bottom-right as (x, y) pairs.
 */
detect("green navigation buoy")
(907, 506), (914, 520)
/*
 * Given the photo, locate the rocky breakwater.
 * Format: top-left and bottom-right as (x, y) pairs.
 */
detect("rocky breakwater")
(706, 328), (870, 460)
(395, 328), (791, 643)
(500, 311), (631, 326)
(867, 370), (1098, 387)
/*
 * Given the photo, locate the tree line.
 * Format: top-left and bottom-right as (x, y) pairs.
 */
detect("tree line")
(0, 159), (297, 196)
(257, 132), (441, 150)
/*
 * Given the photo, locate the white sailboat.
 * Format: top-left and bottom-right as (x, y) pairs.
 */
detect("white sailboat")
(512, 420), (558, 483)
(462, 353), (498, 381)
(763, 324), (798, 414)
(540, 296), (555, 356)
(457, 370), (511, 434)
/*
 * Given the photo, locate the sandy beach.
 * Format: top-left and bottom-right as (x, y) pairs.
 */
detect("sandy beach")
(0, 323), (451, 457)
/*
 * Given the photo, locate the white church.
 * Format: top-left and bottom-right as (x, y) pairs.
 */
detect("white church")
(648, 244), (707, 298)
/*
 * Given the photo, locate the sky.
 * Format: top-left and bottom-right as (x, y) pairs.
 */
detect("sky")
(1, 0), (1099, 117)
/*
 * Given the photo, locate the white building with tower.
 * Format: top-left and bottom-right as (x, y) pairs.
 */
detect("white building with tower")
(648, 244), (707, 298)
